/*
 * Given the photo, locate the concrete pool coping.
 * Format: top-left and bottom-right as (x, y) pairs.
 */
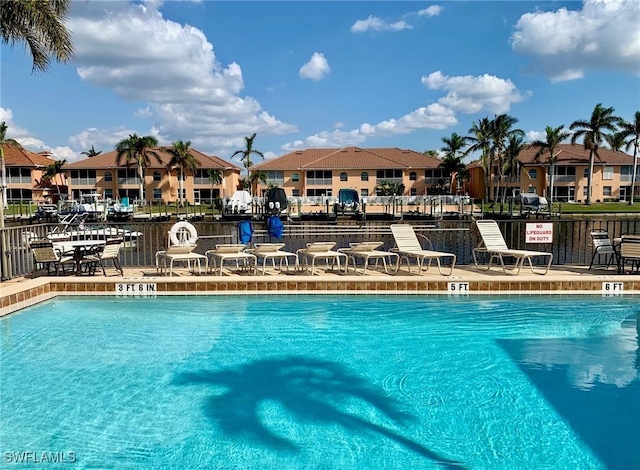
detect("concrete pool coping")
(2, 265), (639, 317)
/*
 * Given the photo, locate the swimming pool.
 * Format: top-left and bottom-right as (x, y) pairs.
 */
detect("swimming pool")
(1, 295), (638, 469)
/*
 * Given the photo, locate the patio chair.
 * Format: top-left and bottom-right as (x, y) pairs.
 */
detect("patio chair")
(618, 235), (640, 274)
(29, 240), (75, 276)
(296, 242), (348, 275)
(588, 229), (618, 270)
(473, 219), (553, 275)
(206, 244), (257, 275)
(248, 243), (297, 274)
(338, 241), (400, 275)
(78, 238), (124, 276)
(390, 224), (456, 276)
(156, 222), (208, 276)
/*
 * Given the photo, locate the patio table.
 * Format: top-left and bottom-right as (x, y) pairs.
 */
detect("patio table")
(52, 240), (106, 275)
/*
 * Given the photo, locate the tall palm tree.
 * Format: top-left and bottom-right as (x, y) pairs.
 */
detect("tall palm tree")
(81, 145), (102, 158)
(502, 134), (526, 198)
(604, 132), (627, 152)
(115, 134), (161, 202)
(0, 122), (7, 226)
(0, 0), (75, 74)
(249, 170), (267, 196)
(619, 111), (640, 205)
(490, 114), (524, 202)
(466, 117), (493, 201)
(165, 140), (200, 206)
(231, 133), (264, 195)
(530, 125), (571, 204)
(570, 103), (622, 205)
(440, 132), (468, 193)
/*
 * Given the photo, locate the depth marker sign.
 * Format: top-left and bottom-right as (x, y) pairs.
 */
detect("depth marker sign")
(525, 222), (553, 244)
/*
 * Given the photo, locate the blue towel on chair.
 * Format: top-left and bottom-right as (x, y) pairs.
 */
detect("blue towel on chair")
(267, 215), (284, 240)
(238, 220), (253, 244)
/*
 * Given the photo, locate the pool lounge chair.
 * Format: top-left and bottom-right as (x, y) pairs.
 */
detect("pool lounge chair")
(588, 229), (618, 270)
(248, 243), (298, 274)
(296, 242), (348, 275)
(390, 224), (456, 276)
(618, 235), (640, 274)
(473, 219), (553, 275)
(338, 241), (400, 275)
(155, 222), (208, 276)
(206, 244), (257, 275)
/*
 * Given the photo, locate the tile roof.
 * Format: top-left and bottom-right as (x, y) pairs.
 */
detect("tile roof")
(2, 144), (58, 167)
(254, 146), (443, 171)
(63, 147), (242, 171)
(467, 143), (635, 169)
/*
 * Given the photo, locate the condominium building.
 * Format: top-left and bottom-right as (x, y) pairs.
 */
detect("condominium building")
(253, 147), (447, 197)
(2, 144), (62, 203)
(63, 148), (242, 204)
(467, 144), (639, 202)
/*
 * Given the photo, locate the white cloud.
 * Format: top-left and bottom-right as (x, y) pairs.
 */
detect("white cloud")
(281, 103), (456, 151)
(510, 0), (640, 81)
(421, 71), (529, 114)
(526, 130), (545, 142)
(418, 6), (443, 17)
(65, 1), (296, 155)
(299, 53), (331, 81)
(351, 15), (412, 33)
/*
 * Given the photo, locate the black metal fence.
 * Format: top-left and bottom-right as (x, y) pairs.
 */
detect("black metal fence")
(1, 218), (639, 281)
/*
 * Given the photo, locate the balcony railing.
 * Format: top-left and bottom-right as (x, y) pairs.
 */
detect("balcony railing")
(307, 178), (333, 186)
(117, 178), (139, 185)
(552, 175), (576, 183)
(7, 176), (31, 184)
(70, 178), (97, 186)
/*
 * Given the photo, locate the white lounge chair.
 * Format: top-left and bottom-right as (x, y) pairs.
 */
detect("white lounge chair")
(296, 242), (348, 275)
(155, 221), (208, 276)
(390, 224), (456, 276)
(338, 241), (399, 275)
(473, 219), (553, 275)
(206, 244), (257, 275)
(248, 243), (298, 274)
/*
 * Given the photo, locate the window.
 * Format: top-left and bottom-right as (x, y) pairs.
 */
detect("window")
(377, 169), (402, 180)
(361, 188), (369, 197)
(410, 188), (417, 196)
(291, 173), (300, 182)
(583, 186), (588, 196)
(584, 168), (589, 178)
(409, 172), (417, 181)
(361, 172), (369, 182)
(153, 188), (162, 199)
(306, 189), (332, 197)
(104, 189), (113, 199)
(153, 171), (161, 181)
(528, 169), (537, 179)
(264, 170), (284, 186)
(528, 187), (536, 193)
(340, 172), (348, 182)
(292, 189), (300, 197)
(603, 166), (614, 180)
(424, 169), (445, 178)
(603, 186), (612, 197)
(104, 172), (112, 182)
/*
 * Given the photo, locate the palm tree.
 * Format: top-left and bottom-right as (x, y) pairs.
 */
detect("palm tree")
(604, 132), (627, 152)
(0, 0), (75, 74)
(41, 159), (67, 201)
(466, 117), (493, 201)
(530, 125), (571, 204)
(81, 145), (102, 158)
(115, 134), (162, 203)
(249, 170), (268, 196)
(490, 114), (524, 202)
(374, 180), (405, 196)
(207, 169), (223, 207)
(231, 133), (264, 195)
(502, 135), (526, 198)
(165, 140), (200, 206)
(440, 133), (468, 193)
(570, 103), (622, 205)
(619, 111), (640, 205)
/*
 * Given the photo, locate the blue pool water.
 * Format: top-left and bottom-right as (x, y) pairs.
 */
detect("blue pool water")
(1, 295), (638, 469)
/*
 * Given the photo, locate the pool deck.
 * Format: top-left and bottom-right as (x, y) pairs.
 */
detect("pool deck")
(2, 263), (639, 317)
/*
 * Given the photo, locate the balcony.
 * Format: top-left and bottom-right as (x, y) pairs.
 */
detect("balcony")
(307, 178), (333, 186)
(553, 175), (576, 184)
(7, 176), (31, 184)
(117, 178), (139, 185)
(71, 178), (97, 186)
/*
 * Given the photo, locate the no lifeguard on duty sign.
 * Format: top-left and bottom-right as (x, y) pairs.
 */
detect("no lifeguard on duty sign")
(525, 222), (553, 244)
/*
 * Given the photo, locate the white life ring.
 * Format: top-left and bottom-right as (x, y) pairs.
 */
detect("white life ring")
(170, 221), (198, 246)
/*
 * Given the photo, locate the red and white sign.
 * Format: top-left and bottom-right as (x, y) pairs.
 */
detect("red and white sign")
(525, 222), (553, 243)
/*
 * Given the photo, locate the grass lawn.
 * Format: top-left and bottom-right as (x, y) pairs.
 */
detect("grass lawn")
(553, 202), (640, 213)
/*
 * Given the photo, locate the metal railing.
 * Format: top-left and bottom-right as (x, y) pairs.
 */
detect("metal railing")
(2, 218), (639, 281)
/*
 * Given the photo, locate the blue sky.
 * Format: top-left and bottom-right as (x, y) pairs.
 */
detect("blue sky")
(1, 0), (639, 164)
